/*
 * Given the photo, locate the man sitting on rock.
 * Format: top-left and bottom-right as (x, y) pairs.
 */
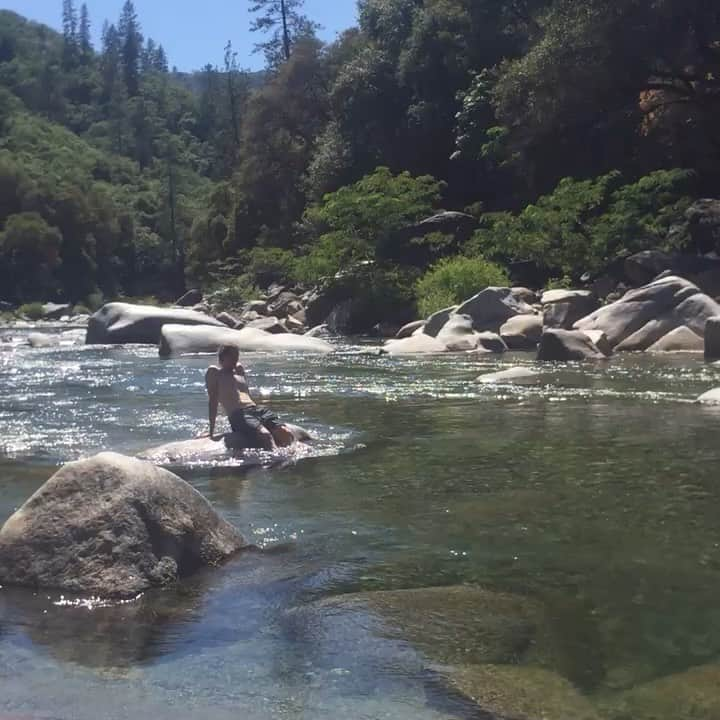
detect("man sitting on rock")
(205, 345), (295, 450)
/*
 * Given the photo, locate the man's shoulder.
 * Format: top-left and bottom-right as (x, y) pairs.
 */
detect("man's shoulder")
(205, 365), (221, 379)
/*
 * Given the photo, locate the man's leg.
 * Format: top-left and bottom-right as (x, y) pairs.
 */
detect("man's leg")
(271, 424), (295, 448)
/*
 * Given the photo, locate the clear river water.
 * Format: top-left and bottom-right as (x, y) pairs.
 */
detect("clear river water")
(1, 325), (720, 719)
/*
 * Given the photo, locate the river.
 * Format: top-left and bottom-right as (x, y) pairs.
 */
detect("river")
(1, 325), (719, 719)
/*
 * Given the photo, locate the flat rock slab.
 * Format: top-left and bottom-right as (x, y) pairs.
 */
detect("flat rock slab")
(697, 388), (720, 404)
(647, 325), (704, 353)
(158, 324), (333, 356)
(139, 425), (313, 466)
(0, 453), (246, 598)
(384, 333), (448, 355)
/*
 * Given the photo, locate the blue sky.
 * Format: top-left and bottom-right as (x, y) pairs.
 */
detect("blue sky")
(3, 0), (359, 71)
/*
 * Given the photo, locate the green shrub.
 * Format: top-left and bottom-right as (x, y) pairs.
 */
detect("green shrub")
(209, 275), (261, 313)
(468, 169), (694, 280)
(18, 302), (45, 320)
(416, 255), (510, 317)
(246, 247), (297, 287)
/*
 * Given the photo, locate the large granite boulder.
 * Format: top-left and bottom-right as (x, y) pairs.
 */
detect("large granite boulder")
(395, 320), (425, 339)
(647, 325), (704, 353)
(86, 303), (224, 345)
(454, 287), (535, 333)
(158, 324), (333, 357)
(500, 314), (543, 350)
(625, 248), (720, 296)
(0, 453), (246, 598)
(423, 306), (457, 337)
(697, 388), (720, 404)
(175, 289), (203, 307)
(705, 316), (720, 359)
(574, 276), (720, 351)
(537, 329), (608, 362)
(245, 316), (287, 334)
(436, 314), (485, 352)
(542, 290), (599, 330)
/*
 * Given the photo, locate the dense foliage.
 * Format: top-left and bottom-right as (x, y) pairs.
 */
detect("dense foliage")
(1, 0), (718, 310)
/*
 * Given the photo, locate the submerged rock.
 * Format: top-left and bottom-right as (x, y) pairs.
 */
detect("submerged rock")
(476, 366), (542, 385)
(0, 453), (246, 598)
(444, 664), (601, 720)
(139, 425), (313, 464)
(86, 302), (224, 345)
(574, 276), (720, 351)
(599, 663), (720, 720)
(537, 329), (608, 362)
(312, 586), (550, 667)
(158, 324), (333, 356)
(27, 333), (58, 348)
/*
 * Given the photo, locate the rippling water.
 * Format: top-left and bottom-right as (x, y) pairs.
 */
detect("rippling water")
(1, 324), (720, 719)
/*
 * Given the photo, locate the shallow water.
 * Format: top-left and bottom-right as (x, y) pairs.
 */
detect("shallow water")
(1, 326), (720, 718)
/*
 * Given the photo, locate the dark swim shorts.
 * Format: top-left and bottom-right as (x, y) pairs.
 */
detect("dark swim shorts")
(229, 406), (280, 443)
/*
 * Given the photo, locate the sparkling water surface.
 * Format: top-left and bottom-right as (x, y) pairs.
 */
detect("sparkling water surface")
(1, 326), (720, 719)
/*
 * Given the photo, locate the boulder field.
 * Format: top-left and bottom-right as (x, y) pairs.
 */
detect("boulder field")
(0, 453), (246, 598)
(157, 323), (333, 357)
(86, 302), (224, 345)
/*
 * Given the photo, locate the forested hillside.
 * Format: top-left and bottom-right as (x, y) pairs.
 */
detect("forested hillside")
(1, 0), (719, 313)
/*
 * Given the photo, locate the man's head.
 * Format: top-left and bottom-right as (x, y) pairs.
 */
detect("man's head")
(218, 345), (240, 370)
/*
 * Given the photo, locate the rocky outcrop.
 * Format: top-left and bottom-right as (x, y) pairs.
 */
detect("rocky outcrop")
(139, 425), (313, 464)
(574, 276), (720, 351)
(175, 289), (203, 307)
(455, 287), (535, 332)
(704, 316), (720, 359)
(158, 324), (333, 357)
(542, 290), (599, 330)
(500, 314), (543, 350)
(86, 303), (224, 345)
(0, 453), (246, 598)
(647, 325), (704, 353)
(537, 329), (608, 362)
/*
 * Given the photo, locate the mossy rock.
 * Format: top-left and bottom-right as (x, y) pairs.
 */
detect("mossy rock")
(317, 585), (553, 667)
(599, 663), (720, 720)
(444, 664), (602, 720)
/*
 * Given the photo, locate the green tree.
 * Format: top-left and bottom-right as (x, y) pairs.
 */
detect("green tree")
(118, 0), (143, 96)
(78, 3), (91, 60)
(249, 0), (320, 66)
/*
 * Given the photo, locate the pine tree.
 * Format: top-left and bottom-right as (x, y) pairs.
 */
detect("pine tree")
(118, 0), (143, 96)
(142, 37), (157, 73)
(224, 41), (242, 149)
(61, 0), (79, 68)
(155, 45), (169, 73)
(248, 0), (319, 66)
(100, 21), (121, 103)
(78, 3), (92, 60)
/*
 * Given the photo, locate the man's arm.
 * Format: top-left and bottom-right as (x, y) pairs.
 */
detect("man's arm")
(205, 367), (220, 439)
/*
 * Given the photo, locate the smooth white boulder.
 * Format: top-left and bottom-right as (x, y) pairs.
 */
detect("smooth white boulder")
(500, 314), (543, 350)
(158, 324), (333, 357)
(383, 333), (447, 355)
(647, 326), (704, 353)
(86, 303), (225, 345)
(697, 388), (720, 404)
(436, 314), (484, 352)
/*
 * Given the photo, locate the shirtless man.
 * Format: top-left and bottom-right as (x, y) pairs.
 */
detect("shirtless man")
(205, 345), (295, 450)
